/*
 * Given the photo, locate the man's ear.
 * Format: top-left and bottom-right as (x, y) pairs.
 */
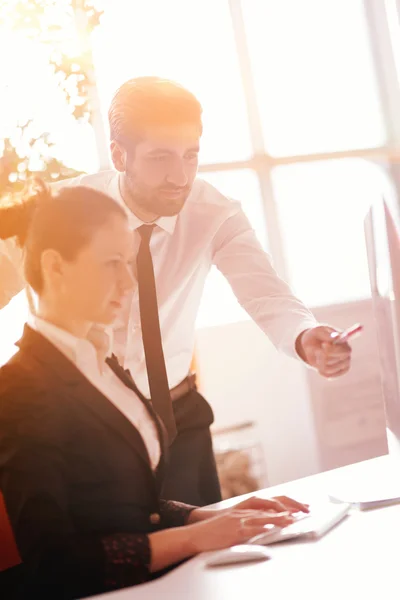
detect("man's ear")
(110, 140), (127, 172)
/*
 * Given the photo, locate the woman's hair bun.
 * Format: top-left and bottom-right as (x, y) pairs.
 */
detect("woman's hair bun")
(0, 177), (51, 247)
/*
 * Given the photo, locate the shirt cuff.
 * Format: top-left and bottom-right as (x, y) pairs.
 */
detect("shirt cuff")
(159, 499), (198, 528)
(280, 319), (319, 365)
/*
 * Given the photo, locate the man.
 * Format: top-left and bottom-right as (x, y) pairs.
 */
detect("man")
(0, 77), (352, 505)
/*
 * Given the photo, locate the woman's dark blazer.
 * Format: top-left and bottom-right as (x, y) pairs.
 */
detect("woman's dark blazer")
(0, 325), (195, 599)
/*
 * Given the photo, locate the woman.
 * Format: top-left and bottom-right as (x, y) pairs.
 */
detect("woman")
(0, 180), (307, 598)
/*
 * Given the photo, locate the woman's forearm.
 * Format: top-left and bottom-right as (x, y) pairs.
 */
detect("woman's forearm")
(148, 526), (197, 572)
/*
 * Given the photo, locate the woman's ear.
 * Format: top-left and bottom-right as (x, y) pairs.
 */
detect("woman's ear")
(40, 248), (64, 289)
(110, 141), (127, 172)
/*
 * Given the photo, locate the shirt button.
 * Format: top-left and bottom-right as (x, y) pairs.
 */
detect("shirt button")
(149, 512), (161, 525)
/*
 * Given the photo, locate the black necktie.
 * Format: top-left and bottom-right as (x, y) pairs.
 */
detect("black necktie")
(136, 225), (177, 442)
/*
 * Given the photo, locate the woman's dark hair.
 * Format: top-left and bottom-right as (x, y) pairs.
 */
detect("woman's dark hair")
(108, 76), (203, 143)
(0, 178), (127, 294)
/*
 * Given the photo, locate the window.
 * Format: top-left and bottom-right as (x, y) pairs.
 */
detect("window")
(1, 1), (398, 338)
(242, 0), (386, 156)
(271, 159), (391, 306)
(385, 0), (400, 85)
(92, 0), (252, 165)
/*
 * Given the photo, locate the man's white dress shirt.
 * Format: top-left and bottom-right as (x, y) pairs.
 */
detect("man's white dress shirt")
(30, 315), (161, 470)
(11, 171), (318, 396)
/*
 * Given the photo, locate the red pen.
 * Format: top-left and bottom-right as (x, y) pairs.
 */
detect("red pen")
(330, 323), (363, 345)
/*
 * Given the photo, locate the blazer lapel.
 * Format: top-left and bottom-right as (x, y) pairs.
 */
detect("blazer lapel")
(15, 326), (158, 469)
(69, 375), (153, 469)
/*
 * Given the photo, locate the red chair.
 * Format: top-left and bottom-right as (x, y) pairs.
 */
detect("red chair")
(0, 492), (21, 572)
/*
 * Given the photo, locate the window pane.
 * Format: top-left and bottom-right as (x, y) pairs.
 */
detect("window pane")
(196, 169), (267, 328)
(272, 159), (389, 307)
(385, 0), (400, 85)
(92, 0), (252, 164)
(242, 0), (386, 156)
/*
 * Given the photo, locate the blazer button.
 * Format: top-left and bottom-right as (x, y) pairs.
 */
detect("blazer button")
(150, 512), (161, 525)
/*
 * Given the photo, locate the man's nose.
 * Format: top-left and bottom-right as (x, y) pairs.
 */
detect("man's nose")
(166, 160), (188, 187)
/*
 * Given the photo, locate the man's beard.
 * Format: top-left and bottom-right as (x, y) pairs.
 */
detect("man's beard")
(125, 171), (191, 217)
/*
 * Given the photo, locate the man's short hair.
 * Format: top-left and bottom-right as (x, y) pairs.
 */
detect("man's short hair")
(108, 76), (203, 143)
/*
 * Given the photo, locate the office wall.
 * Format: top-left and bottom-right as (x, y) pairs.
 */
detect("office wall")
(195, 319), (321, 487)
(195, 299), (388, 487)
(308, 299), (388, 471)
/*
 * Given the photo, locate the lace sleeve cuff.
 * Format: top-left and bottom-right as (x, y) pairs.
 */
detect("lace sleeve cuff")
(102, 533), (151, 590)
(159, 499), (198, 528)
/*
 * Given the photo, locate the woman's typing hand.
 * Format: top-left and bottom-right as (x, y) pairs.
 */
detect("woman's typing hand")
(187, 494), (309, 524)
(186, 509), (295, 553)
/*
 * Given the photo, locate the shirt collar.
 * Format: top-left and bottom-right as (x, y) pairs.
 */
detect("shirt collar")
(28, 315), (112, 370)
(108, 172), (178, 235)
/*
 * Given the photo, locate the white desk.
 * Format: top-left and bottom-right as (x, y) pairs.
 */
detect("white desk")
(94, 455), (400, 600)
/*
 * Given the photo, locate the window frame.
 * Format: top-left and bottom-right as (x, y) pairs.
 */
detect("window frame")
(193, 0), (400, 294)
